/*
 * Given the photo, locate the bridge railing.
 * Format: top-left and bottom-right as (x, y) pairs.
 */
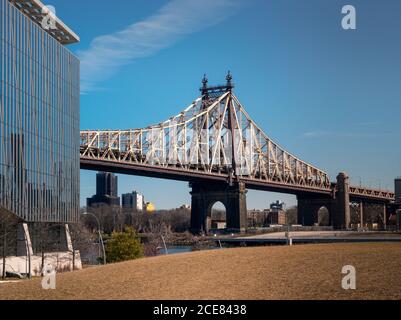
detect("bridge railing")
(349, 186), (395, 201)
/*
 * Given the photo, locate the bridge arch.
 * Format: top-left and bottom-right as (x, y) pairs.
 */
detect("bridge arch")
(207, 201), (227, 231)
(190, 182), (247, 234)
(317, 206), (330, 226)
(297, 197), (333, 227)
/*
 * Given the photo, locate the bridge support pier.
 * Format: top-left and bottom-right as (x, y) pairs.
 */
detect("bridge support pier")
(297, 172), (351, 230)
(297, 196), (334, 226)
(335, 172), (351, 230)
(190, 182), (247, 234)
(397, 209), (401, 231)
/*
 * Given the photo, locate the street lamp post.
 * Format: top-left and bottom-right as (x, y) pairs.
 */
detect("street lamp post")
(84, 212), (106, 265)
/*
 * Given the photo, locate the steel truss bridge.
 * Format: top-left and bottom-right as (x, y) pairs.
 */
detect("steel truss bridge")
(80, 74), (395, 232)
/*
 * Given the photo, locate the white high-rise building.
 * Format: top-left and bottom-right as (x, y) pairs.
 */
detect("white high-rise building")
(122, 191), (145, 212)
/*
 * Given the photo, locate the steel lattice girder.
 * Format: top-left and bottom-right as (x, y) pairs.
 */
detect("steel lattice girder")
(80, 91), (394, 201)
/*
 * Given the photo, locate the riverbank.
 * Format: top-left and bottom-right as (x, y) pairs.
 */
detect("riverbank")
(161, 231), (401, 251)
(219, 230), (401, 246)
(1, 243), (400, 300)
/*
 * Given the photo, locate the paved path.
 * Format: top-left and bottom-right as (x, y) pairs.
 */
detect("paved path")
(239, 231), (401, 240)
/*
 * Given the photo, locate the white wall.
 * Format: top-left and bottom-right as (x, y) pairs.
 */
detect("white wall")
(2, 251), (82, 277)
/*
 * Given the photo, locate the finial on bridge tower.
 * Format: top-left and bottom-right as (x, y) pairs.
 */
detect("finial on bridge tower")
(201, 74), (208, 96)
(226, 71), (233, 92)
(199, 72), (234, 96)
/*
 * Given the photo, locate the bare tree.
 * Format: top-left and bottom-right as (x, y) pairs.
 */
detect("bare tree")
(80, 206), (192, 258)
(30, 222), (53, 275)
(86, 204), (124, 234)
(145, 219), (172, 256)
(69, 218), (98, 268)
(286, 206), (298, 225)
(0, 209), (18, 279)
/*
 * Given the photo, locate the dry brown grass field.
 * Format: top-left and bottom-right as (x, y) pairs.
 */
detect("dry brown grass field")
(1, 243), (400, 300)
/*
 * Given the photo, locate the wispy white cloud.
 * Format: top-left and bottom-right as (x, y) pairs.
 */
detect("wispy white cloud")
(78, 0), (241, 93)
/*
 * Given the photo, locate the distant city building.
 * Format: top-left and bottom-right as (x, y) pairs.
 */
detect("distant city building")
(395, 178), (401, 204)
(247, 201), (287, 227)
(87, 172), (121, 207)
(209, 208), (226, 230)
(269, 201), (286, 225)
(212, 221), (227, 230)
(122, 191), (145, 212)
(268, 210), (287, 226)
(270, 200), (285, 211)
(97, 172), (118, 198)
(247, 209), (270, 227)
(145, 202), (156, 213)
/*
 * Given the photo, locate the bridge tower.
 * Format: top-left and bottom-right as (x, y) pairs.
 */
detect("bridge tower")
(190, 73), (248, 234)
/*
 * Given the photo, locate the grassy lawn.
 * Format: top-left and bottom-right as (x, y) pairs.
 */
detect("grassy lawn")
(0, 243), (400, 300)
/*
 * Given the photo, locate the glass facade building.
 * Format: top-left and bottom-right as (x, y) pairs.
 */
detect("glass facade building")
(122, 190), (144, 212)
(0, 0), (80, 222)
(396, 178), (401, 204)
(87, 172), (121, 207)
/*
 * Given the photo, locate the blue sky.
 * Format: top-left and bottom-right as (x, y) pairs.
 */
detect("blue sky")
(48, 0), (401, 209)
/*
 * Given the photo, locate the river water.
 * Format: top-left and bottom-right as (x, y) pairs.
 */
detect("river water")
(157, 245), (224, 255)
(157, 246), (193, 255)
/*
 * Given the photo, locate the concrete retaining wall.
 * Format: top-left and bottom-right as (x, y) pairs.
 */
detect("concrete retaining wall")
(1, 251), (82, 277)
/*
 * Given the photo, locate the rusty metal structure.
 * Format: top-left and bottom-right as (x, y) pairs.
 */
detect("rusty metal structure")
(80, 74), (395, 232)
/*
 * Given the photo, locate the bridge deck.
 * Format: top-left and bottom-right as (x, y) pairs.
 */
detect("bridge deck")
(81, 157), (394, 202)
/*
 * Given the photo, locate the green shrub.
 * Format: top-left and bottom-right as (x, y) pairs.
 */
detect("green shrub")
(105, 227), (144, 263)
